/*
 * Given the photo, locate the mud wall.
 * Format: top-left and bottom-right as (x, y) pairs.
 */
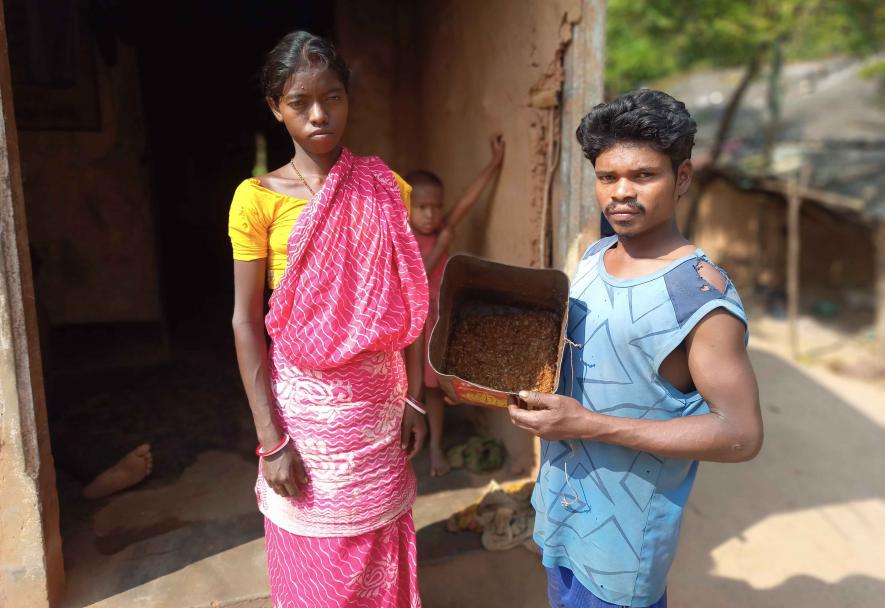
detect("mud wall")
(688, 177), (875, 296)
(339, 0), (593, 268)
(682, 180), (773, 291)
(414, 0), (582, 267)
(797, 203), (874, 292)
(335, 1), (421, 174)
(17, 46), (160, 325)
(337, 0), (601, 474)
(415, 0), (589, 474)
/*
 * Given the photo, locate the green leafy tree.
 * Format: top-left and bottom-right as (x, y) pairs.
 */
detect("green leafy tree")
(606, 0), (885, 96)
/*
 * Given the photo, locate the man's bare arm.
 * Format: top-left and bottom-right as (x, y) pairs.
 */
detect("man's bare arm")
(509, 310), (763, 463)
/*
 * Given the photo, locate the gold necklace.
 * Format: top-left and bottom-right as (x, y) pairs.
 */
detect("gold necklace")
(289, 158), (316, 196)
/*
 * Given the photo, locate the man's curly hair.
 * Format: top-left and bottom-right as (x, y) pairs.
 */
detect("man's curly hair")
(576, 89), (697, 173)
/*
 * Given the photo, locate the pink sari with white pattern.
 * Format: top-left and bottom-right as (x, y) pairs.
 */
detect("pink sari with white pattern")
(258, 148), (427, 607)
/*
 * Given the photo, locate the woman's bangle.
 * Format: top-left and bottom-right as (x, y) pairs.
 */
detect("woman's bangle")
(405, 395), (427, 415)
(256, 434), (290, 458)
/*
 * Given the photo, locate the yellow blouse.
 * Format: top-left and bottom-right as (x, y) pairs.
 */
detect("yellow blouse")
(229, 172), (412, 288)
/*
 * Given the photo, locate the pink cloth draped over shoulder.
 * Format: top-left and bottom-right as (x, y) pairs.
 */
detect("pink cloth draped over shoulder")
(257, 147), (428, 541)
(266, 147), (428, 370)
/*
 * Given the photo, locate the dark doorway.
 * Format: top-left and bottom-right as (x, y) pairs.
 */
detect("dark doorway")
(4, 2), (336, 604)
(127, 1), (335, 324)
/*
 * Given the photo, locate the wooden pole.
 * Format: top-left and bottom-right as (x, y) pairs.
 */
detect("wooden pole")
(876, 220), (885, 357)
(786, 165), (811, 359)
(750, 194), (765, 295)
(555, 0), (606, 273)
(0, 2), (65, 603)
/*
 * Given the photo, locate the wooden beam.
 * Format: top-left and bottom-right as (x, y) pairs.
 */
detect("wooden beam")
(786, 165), (811, 359)
(750, 193), (766, 293)
(758, 177), (867, 214)
(0, 1), (65, 604)
(555, 0), (606, 274)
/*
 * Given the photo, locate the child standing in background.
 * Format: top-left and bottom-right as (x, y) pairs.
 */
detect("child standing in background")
(406, 134), (505, 476)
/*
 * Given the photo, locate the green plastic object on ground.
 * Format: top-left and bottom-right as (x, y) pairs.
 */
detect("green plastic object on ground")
(811, 299), (839, 318)
(447, 436), (505, 474)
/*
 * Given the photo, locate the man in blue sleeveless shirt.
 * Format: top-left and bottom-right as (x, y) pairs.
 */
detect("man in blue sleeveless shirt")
(509, 90), (763, 608)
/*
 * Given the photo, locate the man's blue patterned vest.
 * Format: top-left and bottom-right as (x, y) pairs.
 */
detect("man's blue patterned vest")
(532, 235), (748, 607)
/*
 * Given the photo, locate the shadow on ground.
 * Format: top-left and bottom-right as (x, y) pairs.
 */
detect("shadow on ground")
(54, 321), (521, 606)
(56, 343), (884, 607)
(669, 348), (885, 607)
(53, 324), (265, 607)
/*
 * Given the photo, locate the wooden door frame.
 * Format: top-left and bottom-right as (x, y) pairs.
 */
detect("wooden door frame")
(0, 2), (65, 605)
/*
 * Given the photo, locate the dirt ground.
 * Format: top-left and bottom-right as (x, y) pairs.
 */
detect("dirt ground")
(669, 320), (885, 608)
(54, 314), (885, 607)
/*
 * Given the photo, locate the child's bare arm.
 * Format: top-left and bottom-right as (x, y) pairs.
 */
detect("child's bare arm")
(444, 134), (505, 229)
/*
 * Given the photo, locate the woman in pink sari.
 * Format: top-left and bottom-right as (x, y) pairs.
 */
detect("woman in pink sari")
(229, 31), (428, 608)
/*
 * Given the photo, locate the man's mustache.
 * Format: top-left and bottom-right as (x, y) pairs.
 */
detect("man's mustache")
(604, 200), (645, 214)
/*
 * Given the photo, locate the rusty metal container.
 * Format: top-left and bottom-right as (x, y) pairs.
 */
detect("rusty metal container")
(427, 254), (570, 409)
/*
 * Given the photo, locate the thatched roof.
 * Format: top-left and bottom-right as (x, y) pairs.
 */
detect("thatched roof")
(658, 55), (885, 221)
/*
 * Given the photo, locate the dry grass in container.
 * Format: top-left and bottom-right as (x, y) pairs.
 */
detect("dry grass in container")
(445, 308), (560, 393)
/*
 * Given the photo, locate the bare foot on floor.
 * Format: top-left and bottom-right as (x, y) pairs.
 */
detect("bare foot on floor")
(83, 443), (153, 499)
(430, 445), (451, 477)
